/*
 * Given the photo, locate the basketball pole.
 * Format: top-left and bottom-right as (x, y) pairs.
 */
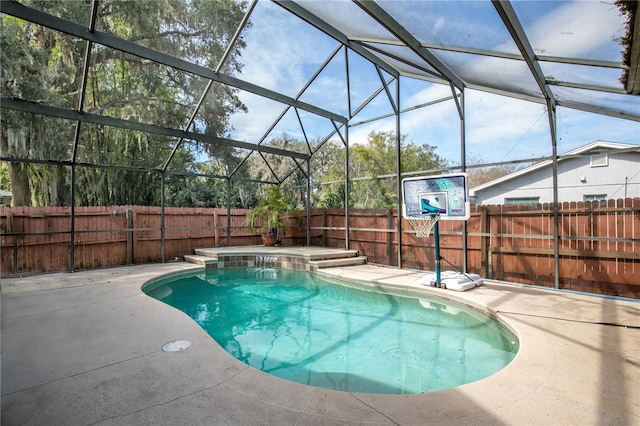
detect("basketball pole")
(433, 218), (441, 287)
(402, 173), (468, 289)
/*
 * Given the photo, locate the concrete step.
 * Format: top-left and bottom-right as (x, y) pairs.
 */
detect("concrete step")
(187, 248), (365, 270)
(184, 254), (217, 266)
(310, 256), (367, 269)
(193, 248), (218, 258)
(307, 249), (360, 261)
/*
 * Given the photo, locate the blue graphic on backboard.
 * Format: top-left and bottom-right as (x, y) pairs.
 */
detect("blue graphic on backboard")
(402, 173), (470, 220)
(420, 192), (447, 215)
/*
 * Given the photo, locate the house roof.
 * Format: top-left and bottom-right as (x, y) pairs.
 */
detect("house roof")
(469, 140), (640, 196)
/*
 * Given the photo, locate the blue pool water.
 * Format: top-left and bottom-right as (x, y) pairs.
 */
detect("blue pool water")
(144, 268), (518, 394)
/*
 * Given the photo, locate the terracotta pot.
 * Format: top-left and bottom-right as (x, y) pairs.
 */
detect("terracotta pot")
(261, 233), (278, 246)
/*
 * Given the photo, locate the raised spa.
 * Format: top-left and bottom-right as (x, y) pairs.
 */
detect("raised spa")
(144, 267), (518, 394)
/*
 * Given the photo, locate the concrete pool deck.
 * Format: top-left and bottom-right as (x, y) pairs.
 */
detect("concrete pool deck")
(2, 247), (639, 425)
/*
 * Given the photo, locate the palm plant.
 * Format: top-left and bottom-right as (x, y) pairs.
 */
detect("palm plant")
(247, 185), (301, 245)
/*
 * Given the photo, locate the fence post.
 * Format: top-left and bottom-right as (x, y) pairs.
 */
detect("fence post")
(387, 208), (394, 266)
(480, 206), (488, 278)
(323, 209), (327, 247)
(126, 209), (133, 264)
(214, 210), (219, 247)
(13, 239), (18, 274)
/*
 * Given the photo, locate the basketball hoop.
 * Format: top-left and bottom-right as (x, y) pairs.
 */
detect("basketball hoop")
(402, 174), (469, 287)
(407, 215), (440, 238)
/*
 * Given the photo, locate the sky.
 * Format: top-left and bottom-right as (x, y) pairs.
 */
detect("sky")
(224, 0), (639, 166)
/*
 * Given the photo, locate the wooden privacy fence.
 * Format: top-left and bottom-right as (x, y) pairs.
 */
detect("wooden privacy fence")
(0, 206), (260, 274)
(1, 198), (638, 298)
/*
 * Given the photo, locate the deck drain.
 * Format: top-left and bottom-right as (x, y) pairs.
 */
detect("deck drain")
(162, 340), (192, 352)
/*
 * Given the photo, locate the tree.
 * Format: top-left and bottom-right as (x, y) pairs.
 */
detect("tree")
(251, 131), (449, 210)
(234, 130), (452, 210)
(349, 131), (447, 208)
(0, 162), (10, 192)
(0, 14), (74, 205)
(164, 158), (259, 209)
(317, 182), (346, 208)
(311, 140), (346, 208)
(1, 0), (249, 206)
(242, 134), (309, 209)
(616, 0), (637, 92)
(465, 156), (521, 189)
(245, 134), (309, 182)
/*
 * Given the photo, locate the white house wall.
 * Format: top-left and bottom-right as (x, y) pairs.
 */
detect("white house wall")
(473, 152), (640, 205)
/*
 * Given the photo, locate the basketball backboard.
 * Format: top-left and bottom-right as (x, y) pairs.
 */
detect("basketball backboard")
(402, 173), (470, 220)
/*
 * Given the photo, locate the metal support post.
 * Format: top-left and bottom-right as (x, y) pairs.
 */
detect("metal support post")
(434, 220), (441, 286)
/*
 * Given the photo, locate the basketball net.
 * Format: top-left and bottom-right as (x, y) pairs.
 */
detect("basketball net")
(407, 215), (440, 238)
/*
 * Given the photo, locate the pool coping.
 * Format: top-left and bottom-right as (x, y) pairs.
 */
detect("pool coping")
(2, 256), (639, 425)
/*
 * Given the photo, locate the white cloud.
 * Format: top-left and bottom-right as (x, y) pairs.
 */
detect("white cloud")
(229, 2), (346, 143)
(229, 93), (284, 142)
(525, 1), (626, 59)
(402, 83), (452, 109)
(421, 0), (635, 162)
(298, 74), (348, 115)
(237, 1), (338, 97)
(348, 120), (393, 146)
(401, 84), (459, 134)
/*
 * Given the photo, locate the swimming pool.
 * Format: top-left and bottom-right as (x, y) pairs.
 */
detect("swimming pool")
(144, 267), (518, 394)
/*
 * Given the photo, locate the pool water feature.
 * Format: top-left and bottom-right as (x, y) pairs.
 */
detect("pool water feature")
(144, 268), (518, 394)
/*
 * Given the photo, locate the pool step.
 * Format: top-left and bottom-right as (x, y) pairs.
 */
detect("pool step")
(183, 254), (217, 266)
(307, 249), (360, 261)
(193, 248), (218, 258)
(185, 247), (367, 269)
(310, 256), (368, 269)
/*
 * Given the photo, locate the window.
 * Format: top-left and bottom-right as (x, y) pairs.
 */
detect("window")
(505, 197), (539, 205)
(590, 154), (608, 167)
(584, 194), (607, 203)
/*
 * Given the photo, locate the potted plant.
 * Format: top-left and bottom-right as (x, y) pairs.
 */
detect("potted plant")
(247, 185), (301, 246)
